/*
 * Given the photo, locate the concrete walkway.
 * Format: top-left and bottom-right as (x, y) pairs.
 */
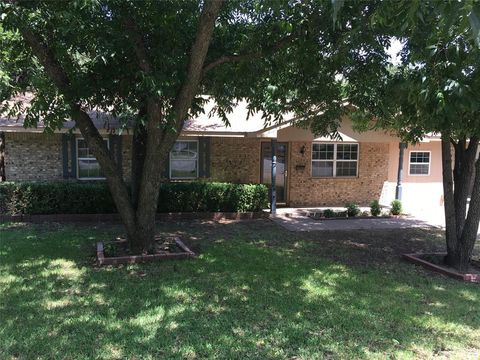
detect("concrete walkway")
(269, 207), (441, 232)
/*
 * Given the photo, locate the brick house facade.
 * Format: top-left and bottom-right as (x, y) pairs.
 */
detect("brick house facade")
(0, 100), (445, 211)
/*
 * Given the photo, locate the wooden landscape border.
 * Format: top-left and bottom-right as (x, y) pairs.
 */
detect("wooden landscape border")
(403, 253), (480, 283)
(96, 237), (195, 266)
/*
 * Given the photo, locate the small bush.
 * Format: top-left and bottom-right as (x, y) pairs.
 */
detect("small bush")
(370, 200), (381, 217)
(323, 209), (335, 218)
(390, 199), (402, 215)
(0, 181), (269, 215)
(345, 203), (360, 217)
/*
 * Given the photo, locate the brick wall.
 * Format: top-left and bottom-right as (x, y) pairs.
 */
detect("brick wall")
(208, 137), (262, 184)
(287, 142), (389, 206)
(4, 133), (390, 207)
(5, 132), (63, 181)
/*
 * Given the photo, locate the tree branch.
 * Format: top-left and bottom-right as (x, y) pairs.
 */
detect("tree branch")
(203, 35), (294, 74)
(173, 0), (223, 131)
(16, 18), (137, 236)
(123, 17), (153, 74)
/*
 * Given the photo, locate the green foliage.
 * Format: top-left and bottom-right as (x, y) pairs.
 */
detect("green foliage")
(0, 1), (390, 137)
(0, 181), (268, 215)
(349, 1), (480, 142)
(370, 200), (381, 217)
(345, 203), (360, 217)
(323, 209), (335, 218)
(390, 199), (402, 216)
(156, 182), (268, 213)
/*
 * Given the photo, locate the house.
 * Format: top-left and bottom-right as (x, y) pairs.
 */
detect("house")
(0, 98), (445, 214)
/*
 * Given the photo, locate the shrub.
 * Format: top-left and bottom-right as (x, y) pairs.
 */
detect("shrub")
(370, 200), (381, 217)
(345, 203), (360, 217)
(390, 199), (402, 215)
(323, 209), (335, 218)
(0, 181), (269, 215)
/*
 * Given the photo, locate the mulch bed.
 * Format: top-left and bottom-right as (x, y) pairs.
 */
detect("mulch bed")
(307, 213), (394, 221)
(97, 235), (195, 266)
(403, 253), (480, 283)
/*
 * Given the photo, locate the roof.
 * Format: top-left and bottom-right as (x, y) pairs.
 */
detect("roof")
(0, 94), (440, 141)
(0, 95), (293, 137)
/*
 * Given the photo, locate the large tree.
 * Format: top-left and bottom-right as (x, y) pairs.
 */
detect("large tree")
(349, 1), (480, 271)
(0, 0), (389, 252)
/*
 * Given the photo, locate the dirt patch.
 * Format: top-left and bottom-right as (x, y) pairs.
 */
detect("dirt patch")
(97, 236), (195, 266)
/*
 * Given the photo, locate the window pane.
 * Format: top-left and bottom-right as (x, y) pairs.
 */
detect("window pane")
(312, 143), (334, 160)
(410, 152), (430, 163)
(312, 161), (334, 177)
(171, 141), (198, 160)
(410, 163), (429, 175)
(171, 160), (197, 178)
(336, 161), (357, 176)
(337, 144), (358, 160)
(78, 159), (103, 178)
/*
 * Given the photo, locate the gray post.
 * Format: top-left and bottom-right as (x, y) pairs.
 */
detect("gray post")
(271, 139), (277, 214)
(395, 142), (406, 200)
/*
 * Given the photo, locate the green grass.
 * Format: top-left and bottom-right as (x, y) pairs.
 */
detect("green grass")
(0, 221), (479, 359)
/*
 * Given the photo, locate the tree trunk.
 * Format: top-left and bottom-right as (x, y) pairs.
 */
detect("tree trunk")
(0, 131), (5, 181)
(442, 134), (480, 271)
(17, 0), (223, 254)
(441, 135), (458, 264)
(131, 123), (147, 211)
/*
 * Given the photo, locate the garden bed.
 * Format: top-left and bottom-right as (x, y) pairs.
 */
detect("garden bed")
(96, 236), (195, 266)
(403, 253), (480, 283)
(307, 212), (394, 221)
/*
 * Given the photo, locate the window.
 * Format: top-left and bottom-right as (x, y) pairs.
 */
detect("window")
(409, 151), (430, 176)
(170, 140), (198, 179)
(312, 143), (358, 177)
(77, 138), (109, 180)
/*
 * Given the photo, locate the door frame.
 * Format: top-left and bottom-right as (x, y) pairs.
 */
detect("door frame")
(260, 141), (289, 205)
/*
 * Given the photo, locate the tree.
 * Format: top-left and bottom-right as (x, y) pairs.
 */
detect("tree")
(0, 0), (389, 253)
(348, 1), (480, 271)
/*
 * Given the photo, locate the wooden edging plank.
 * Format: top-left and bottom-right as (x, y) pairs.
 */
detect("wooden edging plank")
(96, 239), (196, 266)
(403, 253), (480, 283)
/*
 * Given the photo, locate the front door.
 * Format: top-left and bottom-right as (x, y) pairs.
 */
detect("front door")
(261, 142), (288, 203)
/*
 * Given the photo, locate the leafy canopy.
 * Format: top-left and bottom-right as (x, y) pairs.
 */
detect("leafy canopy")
(1, 0), (390, 137)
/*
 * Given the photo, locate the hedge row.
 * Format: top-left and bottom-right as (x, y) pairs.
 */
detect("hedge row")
(0, 181), (269, 215)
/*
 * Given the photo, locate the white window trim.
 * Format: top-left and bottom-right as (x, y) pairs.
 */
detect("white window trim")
(169, 139), (199, 180)
(408, 150), (431, 176)
(76, 138), (109, 180)
(311, 142), (359, 178)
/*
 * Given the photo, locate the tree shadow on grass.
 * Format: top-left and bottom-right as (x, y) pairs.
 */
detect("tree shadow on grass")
(0, 221), (479, 359)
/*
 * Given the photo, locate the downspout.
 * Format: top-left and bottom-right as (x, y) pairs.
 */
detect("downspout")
(271, 139), (277, 215)
(395, 142), (406, 200)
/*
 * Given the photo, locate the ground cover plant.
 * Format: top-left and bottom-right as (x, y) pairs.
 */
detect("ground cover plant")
(1, 221), (479, 359)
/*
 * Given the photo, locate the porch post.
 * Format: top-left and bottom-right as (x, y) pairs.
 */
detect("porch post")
(271, 139), (277, 214)
(395, 142), (406, 200)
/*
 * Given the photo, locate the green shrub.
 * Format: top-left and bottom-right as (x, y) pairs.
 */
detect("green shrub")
(323, 209), (335, 218)
(370, 200), (381, 217)
(345, 203), (360, 217)
(390, 199), (402, 215)
(0, 181), (269, 215)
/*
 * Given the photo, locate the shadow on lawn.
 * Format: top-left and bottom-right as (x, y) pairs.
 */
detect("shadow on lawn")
(0, 221), (479, 359)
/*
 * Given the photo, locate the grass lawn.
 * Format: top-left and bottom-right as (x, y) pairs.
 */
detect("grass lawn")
(0, 220), (479, 359)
